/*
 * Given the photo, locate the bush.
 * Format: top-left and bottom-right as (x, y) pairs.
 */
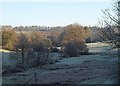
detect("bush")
(2, 29), (17, 50)
(73, 39), (89, 54)
(78, 44), (89, 54)
(64, 42), (78, 57)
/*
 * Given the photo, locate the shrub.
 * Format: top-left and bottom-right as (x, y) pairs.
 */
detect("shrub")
(2, 29), (17, 50)
(74, 39), (89, 54)
(64, 42), (78, 57)
(78, 44), (89, 54)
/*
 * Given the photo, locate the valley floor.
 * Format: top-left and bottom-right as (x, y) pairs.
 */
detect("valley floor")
(2, 43), (118, 84)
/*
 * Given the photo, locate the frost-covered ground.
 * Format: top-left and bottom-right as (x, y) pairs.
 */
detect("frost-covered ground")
(2, 42), (118, 84)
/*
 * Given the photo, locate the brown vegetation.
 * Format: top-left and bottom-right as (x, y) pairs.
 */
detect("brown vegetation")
(1, 23), (91, 68)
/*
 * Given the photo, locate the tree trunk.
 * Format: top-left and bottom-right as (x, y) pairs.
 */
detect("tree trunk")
(37, 52), (40, 66)
(46, 50), (49, 63)
(21, 48), (24, 69)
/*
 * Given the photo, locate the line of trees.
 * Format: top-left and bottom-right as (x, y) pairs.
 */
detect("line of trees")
(1, 25), (64, 32)
(1, 23), (91, 68)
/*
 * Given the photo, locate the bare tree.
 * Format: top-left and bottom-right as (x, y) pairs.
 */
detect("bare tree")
(30, 32), (52, 66)
(15, 32), (29, 68)
(98, 0), (120, 47)
(43, 38), (52, 61)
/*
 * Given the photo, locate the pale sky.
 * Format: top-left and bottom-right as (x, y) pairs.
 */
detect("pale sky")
(1, 1), (112, 27)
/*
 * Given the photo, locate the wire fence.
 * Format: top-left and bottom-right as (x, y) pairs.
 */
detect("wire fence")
(23, 72), (37, 85)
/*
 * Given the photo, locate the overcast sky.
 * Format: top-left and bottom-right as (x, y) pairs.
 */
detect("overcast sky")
(1, 0), (112, 26)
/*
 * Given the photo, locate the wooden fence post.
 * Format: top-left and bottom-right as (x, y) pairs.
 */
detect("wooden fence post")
(34, 73), (37, 84)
